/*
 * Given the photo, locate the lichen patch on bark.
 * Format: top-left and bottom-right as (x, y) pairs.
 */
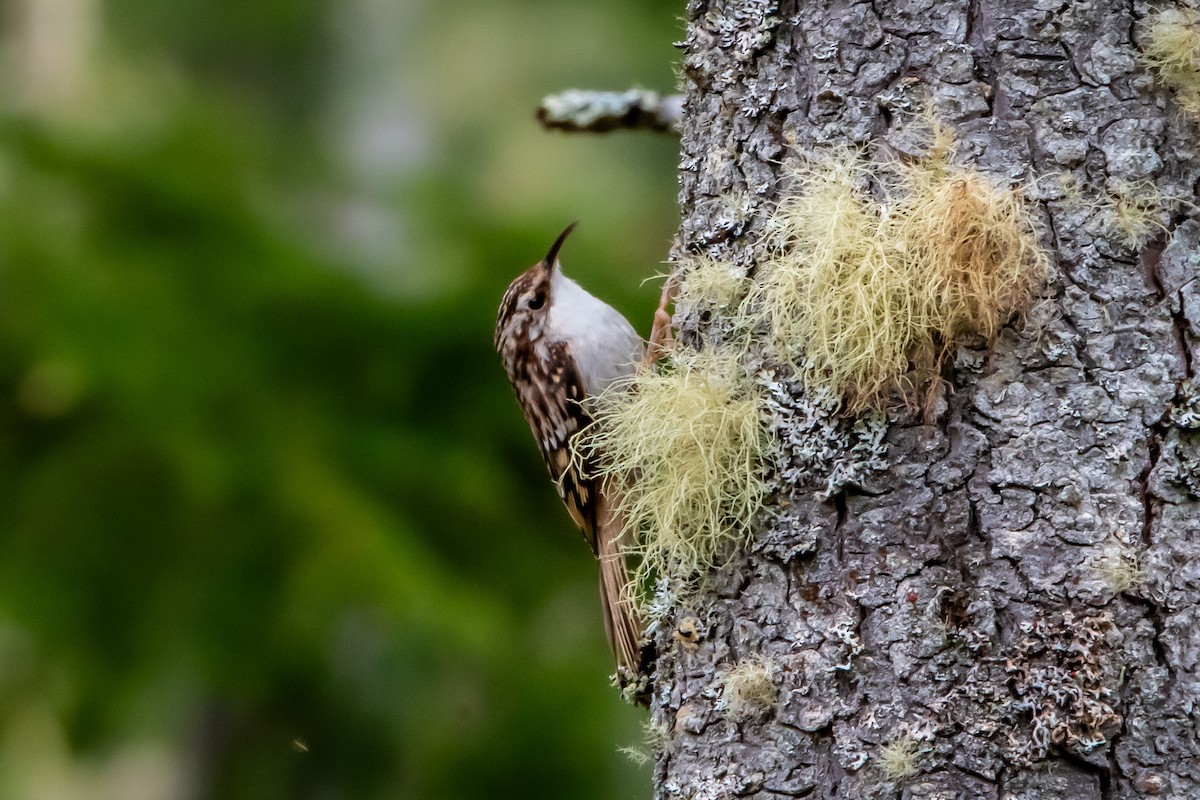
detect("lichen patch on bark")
(657, 0), (1200, 797)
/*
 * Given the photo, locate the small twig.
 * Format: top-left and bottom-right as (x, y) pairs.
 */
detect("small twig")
(537, 89), (684, 134)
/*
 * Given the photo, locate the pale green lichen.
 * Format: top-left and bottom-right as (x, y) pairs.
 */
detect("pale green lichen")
(618, 718), (670, 766)
(672, 254), (751, 315)
(583, 347), (772, 595)
(754, 124), (1047, 411)
(714, 656), (777, 719)
(877, 735), (925, 780)
(1141, 7), (1200, 118)
(1096, 547), (1146, 593)
(1099, 181), (1169, 249)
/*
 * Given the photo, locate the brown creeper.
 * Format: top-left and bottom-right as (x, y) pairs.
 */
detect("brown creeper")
(494, 223), (645, 671)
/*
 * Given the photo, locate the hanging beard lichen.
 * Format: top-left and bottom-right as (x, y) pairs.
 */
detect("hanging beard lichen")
(580, 346), (771, 597)
(754, 125), (1048, 411)
(1140, 7), (1200, 119)
(580, 120), (1047, 598)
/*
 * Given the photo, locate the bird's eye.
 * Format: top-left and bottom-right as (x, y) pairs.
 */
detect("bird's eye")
(527, 293), (545, 310)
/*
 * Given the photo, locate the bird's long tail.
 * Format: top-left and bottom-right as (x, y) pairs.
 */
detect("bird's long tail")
(595, 486), (642, 672)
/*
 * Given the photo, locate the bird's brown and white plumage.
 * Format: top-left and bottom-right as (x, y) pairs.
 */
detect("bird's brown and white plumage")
(494, 223), (645, 671)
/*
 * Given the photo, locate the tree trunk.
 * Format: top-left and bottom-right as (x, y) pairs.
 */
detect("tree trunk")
(654, 1), (1200, 798)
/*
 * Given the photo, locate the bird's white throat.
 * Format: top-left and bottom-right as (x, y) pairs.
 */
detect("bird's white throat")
(547, 267), (644, 396)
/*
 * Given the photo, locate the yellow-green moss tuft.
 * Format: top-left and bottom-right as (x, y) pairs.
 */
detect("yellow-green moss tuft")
(1096, 548), (1146, 593)
(877, 735), (925, 780)
(757, 129), (1047, 411)
(1057, 175), (1174, 249)
(583, 348), (771, 592)
(673, 255), (750, 313)
(1100, 181), (1169, 249)
(759, 147), (908, 410)
(1141, 7), (1200, 117)
(617, 745), (651, 767)
(715, 656), (777, 719)
(902, 171), (1046, 341)
(618, 717), (671, 765)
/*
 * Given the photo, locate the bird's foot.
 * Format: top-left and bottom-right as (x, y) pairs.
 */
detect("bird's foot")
(643, 278), (676, 367)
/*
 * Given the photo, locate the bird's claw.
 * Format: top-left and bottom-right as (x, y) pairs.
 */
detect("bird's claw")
(643, 278), (676, 367)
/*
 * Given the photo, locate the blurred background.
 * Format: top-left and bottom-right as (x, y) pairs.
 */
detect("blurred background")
(0, 0), (680, 797)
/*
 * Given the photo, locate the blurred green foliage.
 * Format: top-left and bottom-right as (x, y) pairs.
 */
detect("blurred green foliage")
(0, 0), (680, 797)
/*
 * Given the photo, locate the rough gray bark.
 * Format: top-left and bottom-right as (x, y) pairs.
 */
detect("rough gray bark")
(654, 1), (1200, 798)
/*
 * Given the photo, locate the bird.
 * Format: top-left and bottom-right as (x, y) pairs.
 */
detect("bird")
(494, 222), (645, 672)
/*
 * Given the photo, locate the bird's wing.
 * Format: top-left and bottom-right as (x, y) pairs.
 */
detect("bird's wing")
(528, 340), (600, 553)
